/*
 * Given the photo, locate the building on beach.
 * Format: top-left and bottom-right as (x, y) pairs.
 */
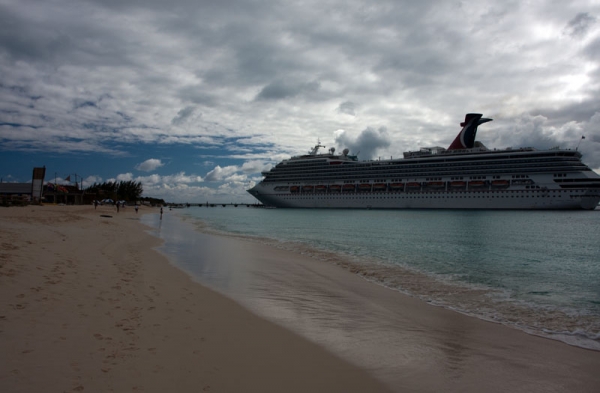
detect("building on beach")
(0, 167), (46, 206)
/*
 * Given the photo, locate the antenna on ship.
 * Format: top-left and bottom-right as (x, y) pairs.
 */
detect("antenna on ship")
(576, 135), (585, 151)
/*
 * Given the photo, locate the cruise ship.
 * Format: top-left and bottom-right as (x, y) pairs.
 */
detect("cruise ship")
(247, 114), (600, 209)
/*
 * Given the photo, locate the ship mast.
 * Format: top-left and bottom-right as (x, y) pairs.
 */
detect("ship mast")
(308, 140), (325, 155)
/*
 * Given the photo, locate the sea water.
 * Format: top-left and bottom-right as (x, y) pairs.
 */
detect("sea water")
(148, 207), (600, 350)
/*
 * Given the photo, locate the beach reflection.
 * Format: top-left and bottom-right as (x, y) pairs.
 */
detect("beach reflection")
(143, 212), (470, 387)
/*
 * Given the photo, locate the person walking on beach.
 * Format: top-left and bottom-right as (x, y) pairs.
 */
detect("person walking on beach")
(116, 202), (120, 213)
(160, 207), (163, 220)
(135, 205), (139, 214)
(94, 200), (98, 210)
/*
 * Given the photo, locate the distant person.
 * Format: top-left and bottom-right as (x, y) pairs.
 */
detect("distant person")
(135, 205), (139, 214)
(94, 200), (98, 210)
(116, 202), (120, 213)
(160, 207), (163, 220)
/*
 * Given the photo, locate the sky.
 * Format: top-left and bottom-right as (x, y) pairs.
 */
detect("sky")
(1, 0), (599, 203)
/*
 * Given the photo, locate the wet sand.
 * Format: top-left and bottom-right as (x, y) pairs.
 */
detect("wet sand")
(148, 210), (600, 393)
(0, 205), (391, 393)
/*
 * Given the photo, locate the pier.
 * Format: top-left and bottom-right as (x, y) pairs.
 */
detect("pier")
(167, 202), (265, 208)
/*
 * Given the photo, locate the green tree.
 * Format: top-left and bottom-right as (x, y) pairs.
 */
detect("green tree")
(85, 180), (143, 202)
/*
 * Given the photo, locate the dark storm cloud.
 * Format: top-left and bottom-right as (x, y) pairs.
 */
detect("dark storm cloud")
(564, 12), (597, 38)
(178, 86), (217, 107)
(338, 101), (356, 116)
(0, 3), (135, 67)
(488, 114), (558, 149)
(583, 36), (600, 60)
(534, 100), (600, 126)
(171, 106), (197, 125)
(254, 80), (320, 101)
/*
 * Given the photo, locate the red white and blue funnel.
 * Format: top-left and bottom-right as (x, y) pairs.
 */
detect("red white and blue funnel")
(447, 113), (492, 150)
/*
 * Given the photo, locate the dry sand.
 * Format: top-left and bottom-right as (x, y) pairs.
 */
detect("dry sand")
(0, 205), (392, 393)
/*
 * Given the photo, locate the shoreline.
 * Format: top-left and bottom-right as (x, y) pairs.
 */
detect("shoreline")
(155, 207), (600, 352)
(0, 205), (391, 392)
(146, 208), (600, 392)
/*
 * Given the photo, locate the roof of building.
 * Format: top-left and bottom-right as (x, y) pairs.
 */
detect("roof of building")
(0, 183), (32, 194)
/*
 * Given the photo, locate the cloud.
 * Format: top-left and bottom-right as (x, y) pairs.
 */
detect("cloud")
(563, 12), (597, 38)
(254, 80), (320, 101)
(84, 175), (103, 185)
(116, 172), (134, 181)
(171, 106), (196, 125)
(161, 172), (204, 184)
(135, 159), (164, 172)
(583, 36), (600, 61)
(240, 160), (272, 174)
(334, 126), (391, 160)
(338, 101), (356, 116)
(204, 165), (241, 182)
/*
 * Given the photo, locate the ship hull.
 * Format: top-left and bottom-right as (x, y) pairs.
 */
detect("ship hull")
(248, 185), (600, 210)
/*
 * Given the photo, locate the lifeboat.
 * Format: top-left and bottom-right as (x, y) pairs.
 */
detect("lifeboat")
(315, 185), (327, 192)
(406, 182), (421, 188)
(342, 184), (356, 192)
(302, 185), (314, 192)
(290, 186), (300, 193)
(491, 180), (509, 187)
(373, 183), (387, 191)
(358, 184), (372, 192)
(450, 181), (466, 187)
(468, 181), (485, 187)
(329, 184), (341, 192)
(426, 181), (445, 188)
(389, 183), (404, 190)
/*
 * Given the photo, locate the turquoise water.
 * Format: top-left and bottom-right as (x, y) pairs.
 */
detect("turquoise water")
(161, 206), (600, 349)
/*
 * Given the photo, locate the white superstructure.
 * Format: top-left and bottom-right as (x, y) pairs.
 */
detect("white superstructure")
(247, 114), (600, 210)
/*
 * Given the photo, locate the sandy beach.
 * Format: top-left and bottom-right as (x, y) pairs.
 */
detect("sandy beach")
(2, 205), (600, 393)
(0, 205), (391, 393)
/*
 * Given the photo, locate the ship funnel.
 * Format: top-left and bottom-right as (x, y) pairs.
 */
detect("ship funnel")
(448, 113), (492, 150)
